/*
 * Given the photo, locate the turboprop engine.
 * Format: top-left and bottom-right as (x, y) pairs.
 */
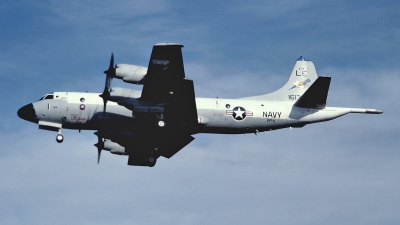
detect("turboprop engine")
(109, 87), (141, 102)
(103, 139), (127, 155)
(109, 87), (164, 114)
(115, 64), (147, 84)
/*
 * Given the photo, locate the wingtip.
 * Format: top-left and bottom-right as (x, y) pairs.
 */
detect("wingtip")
(154, 43), (183, 47)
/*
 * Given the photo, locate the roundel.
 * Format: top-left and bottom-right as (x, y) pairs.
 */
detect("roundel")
(232, 106), (246, 121)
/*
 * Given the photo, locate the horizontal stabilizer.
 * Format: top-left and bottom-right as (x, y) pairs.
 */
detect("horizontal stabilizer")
(294, 76), (331, 109)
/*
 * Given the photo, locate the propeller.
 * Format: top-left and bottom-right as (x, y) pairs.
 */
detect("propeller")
(94, 132), (104, 164)
(100, 53), (115, 117)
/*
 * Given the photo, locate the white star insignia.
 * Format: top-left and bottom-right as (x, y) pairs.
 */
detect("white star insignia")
(235, 108), (244, 119)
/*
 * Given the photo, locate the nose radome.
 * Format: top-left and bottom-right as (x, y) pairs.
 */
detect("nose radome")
(18, 104), (38, 123)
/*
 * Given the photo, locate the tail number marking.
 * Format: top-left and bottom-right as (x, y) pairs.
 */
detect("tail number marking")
(288, 95), (301, 100)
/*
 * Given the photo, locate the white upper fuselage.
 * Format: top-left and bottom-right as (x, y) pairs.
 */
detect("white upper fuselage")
(22, 56), (382, 136)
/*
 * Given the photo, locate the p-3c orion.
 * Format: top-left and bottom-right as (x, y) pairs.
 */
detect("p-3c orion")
(17, 43), (383, 167)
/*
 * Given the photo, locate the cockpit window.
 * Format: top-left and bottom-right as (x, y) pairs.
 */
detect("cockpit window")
(39, 94), (54, 101)
(45, 95), (54, 99)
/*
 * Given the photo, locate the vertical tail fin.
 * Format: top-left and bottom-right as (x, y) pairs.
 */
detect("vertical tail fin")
(242, 56), (319, 101)
(279, 56), (318, 98)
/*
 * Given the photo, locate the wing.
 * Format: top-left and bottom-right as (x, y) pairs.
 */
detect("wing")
(115, 43), (197, 128)
(107, 44), (198, 166)
(141, 43), (186, 102)
(126, 133), (195, 167)
(144, 43), (185, 81)
(100, 130), (195, 167)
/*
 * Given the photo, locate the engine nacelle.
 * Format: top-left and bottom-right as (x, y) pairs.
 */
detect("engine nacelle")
(103, 139), (127, 155)
(115, 64), (147, 84)
(109, 87), (141, 102)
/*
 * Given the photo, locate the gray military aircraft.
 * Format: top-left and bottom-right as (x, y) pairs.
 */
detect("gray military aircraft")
(18, 43), (383, 167)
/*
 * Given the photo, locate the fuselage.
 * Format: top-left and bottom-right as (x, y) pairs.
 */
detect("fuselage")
(18, 91), (366, 135)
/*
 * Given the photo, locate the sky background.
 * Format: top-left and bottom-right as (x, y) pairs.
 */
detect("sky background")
(1, 1), (399, 224)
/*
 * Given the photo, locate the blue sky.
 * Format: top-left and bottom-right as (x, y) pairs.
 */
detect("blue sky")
(1, 1), (399, 224)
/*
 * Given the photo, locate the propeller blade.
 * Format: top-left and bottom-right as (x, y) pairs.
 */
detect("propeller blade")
(100, 53), (116, 117)
(99, 93), (108, 119)
(97, 148), (102, 164)
(104, 53), (115, 77)
(94, 134), (104, 164)
(102, 98), (107, 118)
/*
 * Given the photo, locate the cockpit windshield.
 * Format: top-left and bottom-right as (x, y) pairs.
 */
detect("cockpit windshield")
(39, 94), (54, 101)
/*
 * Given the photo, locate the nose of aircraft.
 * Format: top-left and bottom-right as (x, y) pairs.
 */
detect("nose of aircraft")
(18, 104), (38, 123)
